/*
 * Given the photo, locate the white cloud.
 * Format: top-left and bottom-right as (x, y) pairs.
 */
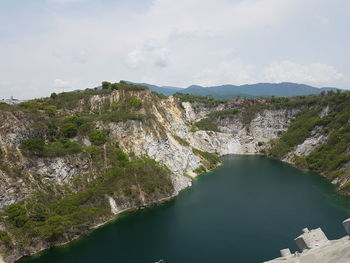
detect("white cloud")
(1, 0), (349, 99)
(54, 78), (70, 89)
(126, 43), (169, 68)
(47, 0), (85, 4)
(133, 0), (297, 43)
(193, 59), (256, 86)
(263, 61), (344, 85)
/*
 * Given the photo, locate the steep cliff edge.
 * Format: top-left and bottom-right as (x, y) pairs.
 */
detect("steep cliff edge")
(266, 92), (350, 195)
(0, 84), (222, 262)
(0, 84), (349, 262)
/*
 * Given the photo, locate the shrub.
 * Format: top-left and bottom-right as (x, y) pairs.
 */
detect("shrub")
(102, 81), (111, 89)
(172, 135), (190, 146)
(116, 150), (129, 164)
(84, 146), (103, 159)
(43, 139), (82, 157)
(89, 131), (108, 146)
(110, 103), (120, 111)
(43, 105), (57, 117)
(60, 123), (78, 138)
(192, 148), (220, 169)
(64, 116), (84, 127)
(130, 97), (143, 110)
(0, 231), (11, 245)
(194, 118), (219, 132)
(20, 138), (45, 155)
(4, 204), (29, 227)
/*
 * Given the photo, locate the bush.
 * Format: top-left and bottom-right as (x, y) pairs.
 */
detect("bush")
(44, 106), (57, 117)
(130, 97), (143, 110)
(192, 148), (220, 169)
(89, 131), (108, 146)
(60, 123), (78, 138)
(110, 103), (120, 111)
(0, 231), (11, 245)
(102, 81), (111, 89)
(64, 116), (84, 127)
(4, 204), (29, 227)
(84, 146), (103, 159)
(116, 150), (129, 164)
(20, 138), (45, 155)
(43, 139), (82, 157)
(194, 118), (219, 132)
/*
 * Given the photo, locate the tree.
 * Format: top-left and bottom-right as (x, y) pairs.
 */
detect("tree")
(50, 92), (57, 99)
(89, 131), (108, 145)
(60, 123), (78, 138)
(102, 81), (111, 89)
(4, 204), (29, 227)
(20, 138), (45, 155)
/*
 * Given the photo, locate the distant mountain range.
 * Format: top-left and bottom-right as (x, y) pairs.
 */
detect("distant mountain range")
(136, 82), (340, 99)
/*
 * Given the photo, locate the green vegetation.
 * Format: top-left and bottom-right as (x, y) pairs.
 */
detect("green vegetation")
(0, 148), (173, 248)
(172, 135), (190, 147)
(20, 139), (45, 156)
(268, 108), (322, 158)
(193, 108), (241, 132)
(100, 81), (148, 91)
(20, 138), (82, 157)
(60, 122), (78, 138)
(267, 91), (350, 191)
(194, 118), (219, 132)
(43, 139), (82, 157)
(192, 148), (220, 170)
(174, 93), (225, 107)
(193, 165), (206, 174)
(191, 94), (323, 132)
(43, 105), (57, 117)
(89, 131), (108, 146)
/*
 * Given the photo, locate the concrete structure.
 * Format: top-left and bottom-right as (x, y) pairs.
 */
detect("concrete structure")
(280, 248), (292, 258)
(294, 227), (329, 251)
(264, 218), (350, 263)
(343, 218), (350, 236)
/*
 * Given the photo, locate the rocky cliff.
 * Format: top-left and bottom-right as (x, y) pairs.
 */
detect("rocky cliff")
(0, 84), (349, 262)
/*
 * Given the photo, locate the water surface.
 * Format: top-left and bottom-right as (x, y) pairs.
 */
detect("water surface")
(20, 155), (350, 263)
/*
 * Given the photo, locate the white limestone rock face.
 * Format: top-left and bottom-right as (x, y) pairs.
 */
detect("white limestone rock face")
(32, 157), (90, 183)
(182, 102), (197, 121)
(192, 108), (300, 155)
(108, 196), (120, 215)
(249, 109), (298, 142)
(283, 127), (328, 164)
(187, 131), (253, 155)
(294, 135), (327, 157)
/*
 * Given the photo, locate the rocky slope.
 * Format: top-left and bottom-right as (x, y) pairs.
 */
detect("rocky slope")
(0, 84), (349, 262)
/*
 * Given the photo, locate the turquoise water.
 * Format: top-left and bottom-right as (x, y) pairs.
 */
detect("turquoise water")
(19, 155), (350, 263)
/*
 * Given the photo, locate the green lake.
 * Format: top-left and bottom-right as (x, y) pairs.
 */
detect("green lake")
(19, 155), (350, 263)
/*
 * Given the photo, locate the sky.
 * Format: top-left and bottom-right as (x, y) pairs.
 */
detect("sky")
(0, 0), (349, 99)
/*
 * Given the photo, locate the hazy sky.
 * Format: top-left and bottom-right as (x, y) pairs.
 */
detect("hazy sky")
(1, 0), (349, 99)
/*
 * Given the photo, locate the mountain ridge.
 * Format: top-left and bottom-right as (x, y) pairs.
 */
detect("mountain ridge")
(130, 81), (340, 99)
